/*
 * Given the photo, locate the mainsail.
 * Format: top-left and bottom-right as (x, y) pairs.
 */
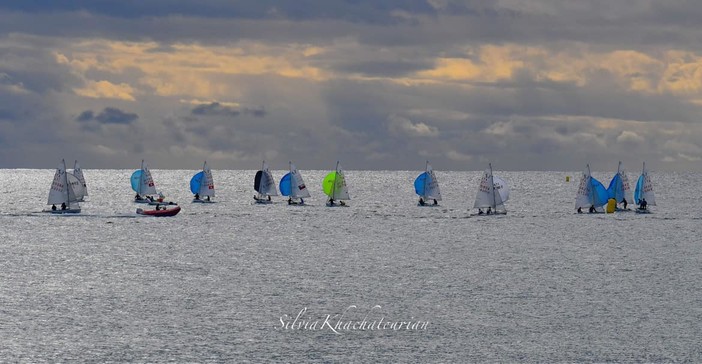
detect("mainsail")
(254, 161), (278, 197)
(323, 161), (350, 201)
(414, 161), (442, 201)
(280, 162), (311, 199)
(634, 162), (656, 206)
(72, 160), (88, 198)
(575, 164), (609, 211)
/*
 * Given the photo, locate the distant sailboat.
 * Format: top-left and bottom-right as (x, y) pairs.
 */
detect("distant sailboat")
(634, 162), (656, 213)
(280, 161), (310, 205)
(253, 161), (278, 203)
(131, 160), (158, 203)
(44, 159), (81, 214)
(191, 161), (215, 203)
(575, 164), (609, 213)
(414, 161), (441, 206)
(70, 160), (88, 202)
(473, 163), (509, 215)
(323, 161), (350, 207)
(607, 161), (633, 210)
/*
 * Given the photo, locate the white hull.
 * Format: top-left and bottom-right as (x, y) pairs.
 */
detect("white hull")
(148, 200), (177, 206)
(192, 198), (215, 203)
(326, 201), (348, 207)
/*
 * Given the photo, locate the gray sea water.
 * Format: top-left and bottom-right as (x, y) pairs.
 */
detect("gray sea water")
(1, 169), (701, 362)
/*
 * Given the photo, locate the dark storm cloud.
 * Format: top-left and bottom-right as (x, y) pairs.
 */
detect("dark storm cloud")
(191, 102), (265, 118)
(77, 107), (138, 124)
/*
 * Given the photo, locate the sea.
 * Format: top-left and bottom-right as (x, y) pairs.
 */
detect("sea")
(1, 169), (700, 362)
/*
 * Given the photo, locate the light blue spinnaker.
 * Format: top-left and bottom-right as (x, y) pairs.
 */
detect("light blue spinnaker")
(607, 174), (623, 201)
(590, 177), (609, 207)
(130, 170), (142, 193)
(279, 172), (292, 196)
(414, 172), (428, 196)
(190, 171), (204, 194)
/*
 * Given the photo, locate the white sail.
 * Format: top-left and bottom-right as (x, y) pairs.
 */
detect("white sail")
(73, 160), (88, 197)
(290, 163), (311, 198)
(473, 164), (506, 211)
(67, 172), (86, 202)
(575, 165), (594, 209)
(424, 162), (442, 201)
(199, 161), (215, 197)
(331, 162), (350, 200)
(47, 160), (68, 205)
(140, 160), (158, 196)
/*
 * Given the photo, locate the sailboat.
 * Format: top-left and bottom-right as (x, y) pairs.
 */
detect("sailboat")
(575, 164), (609, 213)
(70, 160), (88, 202)
(253, 161), (278, 203)
(607, 161), (633, 211)
(414, 161), (442, 206)
(634, 162), (656, 213)
(323, 161), (350, 207)
(130, 160), (158, 203)
(191, 161), (215, 203)
(44, 159), (81, 214)
(280, 161), (310, 205)
(473, 163), (509, 215)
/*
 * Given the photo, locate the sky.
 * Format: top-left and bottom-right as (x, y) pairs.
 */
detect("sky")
(2, 0), (702, 171)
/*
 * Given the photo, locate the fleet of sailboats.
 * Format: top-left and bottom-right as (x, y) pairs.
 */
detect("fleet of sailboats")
(280, 161), (310, 205)
(323, 161), (350, 207)
(39, 158), (661, 216)
(473, 163), (509, 215)
(414, 161), (441, 206)
(253, 161), (278, 203)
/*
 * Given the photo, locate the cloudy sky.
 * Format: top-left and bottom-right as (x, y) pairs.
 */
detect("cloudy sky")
(2, 0), (702, 171)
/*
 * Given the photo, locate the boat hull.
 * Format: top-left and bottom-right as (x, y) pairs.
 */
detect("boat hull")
(148, 200), (177, 206)
(44, 208), (81, 214)
(192, 199), (215, 203)
(136, 206), (181, 217)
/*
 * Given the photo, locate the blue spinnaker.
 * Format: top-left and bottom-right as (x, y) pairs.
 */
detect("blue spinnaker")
(414, 172), (428, 196)
(130, 170), (142, 193)
(190, 171), (204, 194)
(607, 174), (624, 201)
(634, 175), (645, 203)
(279, 173), (292, 196)
(591, 177), (609, 206)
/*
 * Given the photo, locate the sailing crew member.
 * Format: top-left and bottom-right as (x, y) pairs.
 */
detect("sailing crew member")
(577, 207), (582, 214)
(51, 204), (57, 211)
(486, 207), (492, 215)
(640, 199), (647, 210)
(478, 208), (484, 215)
(194, 193), (200, 200)
(622, 198), (628, 210)
(589, 205), (596, 213)
(61, 203), (66, 210)
(433, 199), (438, 205)
(419, 198), (425, 206)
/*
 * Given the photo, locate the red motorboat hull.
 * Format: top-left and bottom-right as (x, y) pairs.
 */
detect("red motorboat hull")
(137, 206), (181, 217)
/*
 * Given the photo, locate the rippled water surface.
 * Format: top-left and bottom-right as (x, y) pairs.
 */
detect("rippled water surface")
(1, 169), (701, 362)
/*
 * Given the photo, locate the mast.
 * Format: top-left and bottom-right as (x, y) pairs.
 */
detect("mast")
(139, 159), (144, 196)
(62, 159), (70, 205)
(423, 160), (429, 199)
(201, 161), (207, 196)
(331, 161), (339, 199)
(289, 161), (294, 198)
(490, 163), (496, 209)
